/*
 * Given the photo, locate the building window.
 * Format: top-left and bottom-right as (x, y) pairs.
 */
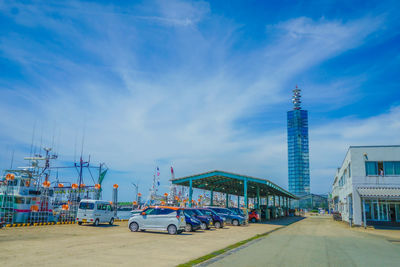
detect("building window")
(384, 162), (400, 175)
(365, 162), (378, 176)
(348, 163), (351, 177)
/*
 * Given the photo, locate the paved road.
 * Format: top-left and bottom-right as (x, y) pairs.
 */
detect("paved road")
(206, 216), (400, 267)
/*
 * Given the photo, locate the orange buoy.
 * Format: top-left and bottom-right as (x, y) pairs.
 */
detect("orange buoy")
(164, 193), (168, 197)
(30, 205), (39, 212)
(43, 181), (51, 188)
(71, 183), (78, 189)
(58, 183), (64, 188)
(113, 184), (118, 189)
(79, 184), (85, 188)
(25, 181), (30, 187)
(94, 184), (101, 189)
(6, 173), (15, 180)
(138, 193), (142, 197)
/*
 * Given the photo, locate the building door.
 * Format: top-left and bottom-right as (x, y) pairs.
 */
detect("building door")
(389, 204), (396, 222)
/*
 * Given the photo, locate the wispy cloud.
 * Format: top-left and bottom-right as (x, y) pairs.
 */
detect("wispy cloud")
(0, 0), (396, 199)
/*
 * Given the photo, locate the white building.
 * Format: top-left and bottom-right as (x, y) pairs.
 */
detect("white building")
(331, 145), (400, 226)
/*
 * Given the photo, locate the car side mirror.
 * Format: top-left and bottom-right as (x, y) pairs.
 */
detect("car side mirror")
(141, 212), (146, 215)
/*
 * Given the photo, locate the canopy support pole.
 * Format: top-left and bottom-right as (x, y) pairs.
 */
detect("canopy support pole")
(189, 179), (193, 207)
(244, 178), (248, 209)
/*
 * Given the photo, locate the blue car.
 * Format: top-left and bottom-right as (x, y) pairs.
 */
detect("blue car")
(206, 207), (246, 226)
(198, 208), (225, 229)
(184, 208), (212, 230)
(183, 211), (202, 232)
(227, 207), (245, 217)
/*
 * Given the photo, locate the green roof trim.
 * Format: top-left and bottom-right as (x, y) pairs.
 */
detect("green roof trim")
(171, 170), (297, 199)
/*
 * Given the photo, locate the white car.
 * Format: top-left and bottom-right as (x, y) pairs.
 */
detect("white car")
(76, 199), (115, 226)
(128, 206), (186, 235)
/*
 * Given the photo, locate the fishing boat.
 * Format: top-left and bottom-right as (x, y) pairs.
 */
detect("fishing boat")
(0, 148), (107, 225)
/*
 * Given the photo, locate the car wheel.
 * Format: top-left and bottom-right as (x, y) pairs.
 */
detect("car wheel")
(94, 219), (99, 226)
(185, 224), (192, 232)
(200, 222), (207, 230)
(129, 222), (139, 232)
(109, 218), (114, 225)
(251, 218), (256, 223)
(232, 219), (239, 226)
(78, 222), (82, 225)
(168, 224), (177, 235)
(214, 221), (221, 229)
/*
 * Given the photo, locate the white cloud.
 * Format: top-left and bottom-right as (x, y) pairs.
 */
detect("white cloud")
(0, 1), (389, 200)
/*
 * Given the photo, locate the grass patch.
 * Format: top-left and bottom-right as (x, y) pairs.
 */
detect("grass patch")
(177, 227), (282, 267)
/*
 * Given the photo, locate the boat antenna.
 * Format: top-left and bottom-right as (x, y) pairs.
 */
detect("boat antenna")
(51, 123), (56, 150)
(10, 149), (15, 169)
(39, 127), (43, 154)
(29, 121), (36, 165)
(73, 132), (78, 163)
(80, 127), (85, 159)
(55, 127), (61, 156)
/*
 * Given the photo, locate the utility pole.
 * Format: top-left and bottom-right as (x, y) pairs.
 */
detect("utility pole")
(132, 182), (139, 203)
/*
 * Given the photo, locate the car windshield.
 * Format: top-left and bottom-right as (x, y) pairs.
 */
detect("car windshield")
(205, 209), (218, 216)
(79, 202), (94, 210)
(230, 209), (240, 215)
(219, 209), (231, 214)
(194, 209), (204, 216)
(184, 210), (196, 216)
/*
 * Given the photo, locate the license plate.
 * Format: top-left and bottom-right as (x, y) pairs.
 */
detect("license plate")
(210, 221), (213, 225)
(82, 219), (87, 223)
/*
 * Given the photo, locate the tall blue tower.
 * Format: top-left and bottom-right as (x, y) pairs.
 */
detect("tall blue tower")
(287, 86), (310, 196)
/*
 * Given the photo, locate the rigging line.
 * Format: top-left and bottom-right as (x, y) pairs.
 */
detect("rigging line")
(74, 166), (80, 176)
(87, 167), (96, 184)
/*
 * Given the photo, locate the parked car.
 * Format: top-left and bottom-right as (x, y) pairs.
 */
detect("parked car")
(183, 211), (202, 232)
(197, 208), (225, 229)
(128, 206), (186, 235)
(248, 209), (260, 223)
(206, 207), (246, 226)
(130, 209), (143, 216)
(76, 199), (115, 226)
(228, 207), (245, 217)
(184, 208), (211, 230)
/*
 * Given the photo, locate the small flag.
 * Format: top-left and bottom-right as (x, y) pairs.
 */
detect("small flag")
(171, 166), (175, 179)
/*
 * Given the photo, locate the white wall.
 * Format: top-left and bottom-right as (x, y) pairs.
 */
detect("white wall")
(331, 146), (400, 225)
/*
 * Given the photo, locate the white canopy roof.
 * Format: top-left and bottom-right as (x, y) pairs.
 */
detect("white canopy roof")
(358, 187), (400, 199)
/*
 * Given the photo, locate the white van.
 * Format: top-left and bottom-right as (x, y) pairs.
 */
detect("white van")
(76, 199), (115, 226)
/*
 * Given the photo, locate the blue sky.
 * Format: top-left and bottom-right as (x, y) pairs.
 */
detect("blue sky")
(0, 0), (400, 201)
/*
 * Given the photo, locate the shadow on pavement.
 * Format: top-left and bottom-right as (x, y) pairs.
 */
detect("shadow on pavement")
(260, 216), (305, 226)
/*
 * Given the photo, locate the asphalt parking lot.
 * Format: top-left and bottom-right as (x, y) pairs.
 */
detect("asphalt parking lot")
(206, 216), (400, 267)
(0, 217), (300, 266)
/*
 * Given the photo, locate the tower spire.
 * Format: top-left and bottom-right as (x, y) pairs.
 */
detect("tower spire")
(292, 85), (301, 110)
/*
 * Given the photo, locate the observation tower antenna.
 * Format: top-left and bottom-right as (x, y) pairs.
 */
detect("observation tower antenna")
(292, 85), (302, 110)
